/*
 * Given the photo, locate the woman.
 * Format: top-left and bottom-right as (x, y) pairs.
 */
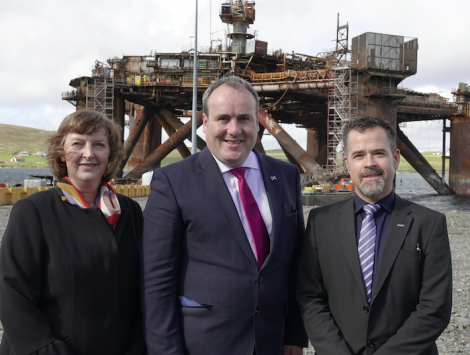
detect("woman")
(0, 111), (146, 354)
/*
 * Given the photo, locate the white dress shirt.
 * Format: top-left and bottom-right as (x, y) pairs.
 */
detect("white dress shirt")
(213, 152), (273, 260)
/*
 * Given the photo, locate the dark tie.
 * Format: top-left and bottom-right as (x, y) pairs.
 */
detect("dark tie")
(230, 167), (270, 268)
(358, 204), (380, 304)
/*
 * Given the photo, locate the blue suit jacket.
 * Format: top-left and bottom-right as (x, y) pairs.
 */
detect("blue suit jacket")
(141, 148), (307, 355)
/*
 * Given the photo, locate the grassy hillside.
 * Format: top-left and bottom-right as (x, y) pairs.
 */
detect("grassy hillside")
(398, 152), (449, 173)
(261, 150), (449, 174)
(0, 123), (52, 155)
(160, 149), (450, 174)
(0, 122), (449, 174)
(0, 154), (49, 168)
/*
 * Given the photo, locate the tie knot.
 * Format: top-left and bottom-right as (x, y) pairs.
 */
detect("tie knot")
(230, 167), (246, 180)
(363, 204), (380, 216)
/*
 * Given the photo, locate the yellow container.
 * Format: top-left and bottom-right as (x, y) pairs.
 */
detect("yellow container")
(0, 187), (52, 205)
(135, 76), (141, 86)
(112, 185), (151, 198)
(0, 185), (151, 206)
(317, 184), (331, 193)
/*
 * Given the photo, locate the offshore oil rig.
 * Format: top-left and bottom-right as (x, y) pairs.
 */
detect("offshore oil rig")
(62, 0), (470, 195)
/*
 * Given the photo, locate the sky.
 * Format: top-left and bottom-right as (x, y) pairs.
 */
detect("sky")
(1, 0), (469, 153)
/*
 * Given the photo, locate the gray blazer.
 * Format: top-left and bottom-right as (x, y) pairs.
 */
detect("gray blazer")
(141, 148), (307, 355)
(297, 194), (452, 355)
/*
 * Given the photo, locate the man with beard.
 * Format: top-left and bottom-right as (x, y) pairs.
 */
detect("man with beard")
(297, 117), (452, 355)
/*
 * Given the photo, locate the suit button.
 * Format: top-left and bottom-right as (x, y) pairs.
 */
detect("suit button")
(367, 341), (375, 348)
(363, 306), (370, 313)
(258, 275), (263, 281)
(255, 310), (260, 316)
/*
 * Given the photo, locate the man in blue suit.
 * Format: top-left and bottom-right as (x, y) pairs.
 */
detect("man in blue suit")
(141, 76), (307, 355)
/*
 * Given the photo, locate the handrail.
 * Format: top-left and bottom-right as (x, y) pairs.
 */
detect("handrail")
(248, 69), (336, 83)
(62, 90), (77, 98)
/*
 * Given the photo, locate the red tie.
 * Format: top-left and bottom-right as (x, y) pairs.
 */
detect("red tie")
(230, 167), (270, 268)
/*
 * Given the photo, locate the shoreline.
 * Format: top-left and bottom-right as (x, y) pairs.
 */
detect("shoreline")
(0, 166), (443, 174)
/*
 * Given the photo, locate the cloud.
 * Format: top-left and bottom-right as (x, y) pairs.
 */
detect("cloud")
(0, 0), (468, 152)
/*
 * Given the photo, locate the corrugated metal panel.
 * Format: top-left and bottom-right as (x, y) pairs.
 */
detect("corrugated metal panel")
(351, 32), (417, 73)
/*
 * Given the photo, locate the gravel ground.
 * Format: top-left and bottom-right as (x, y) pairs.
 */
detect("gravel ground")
(0, 204), (468, 354)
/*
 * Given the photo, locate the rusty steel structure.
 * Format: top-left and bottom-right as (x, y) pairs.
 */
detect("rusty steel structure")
(396, 128), (452, 195)
(449, 83), (470, 195)
(62, 0), (467, 195)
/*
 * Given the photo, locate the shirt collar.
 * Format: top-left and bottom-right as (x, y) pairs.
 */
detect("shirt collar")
(212, 151), (259, 174)
(354, 190), (395, 214)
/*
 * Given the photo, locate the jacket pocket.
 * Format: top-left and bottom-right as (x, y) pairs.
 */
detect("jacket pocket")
(178, 296), (212, 308)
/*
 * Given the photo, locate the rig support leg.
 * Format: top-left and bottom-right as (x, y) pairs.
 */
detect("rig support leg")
(125, 111), (203, 179)
(397, 127), (452, 195)
(156, 114), (191, 158)
(257, 108), (321, 173)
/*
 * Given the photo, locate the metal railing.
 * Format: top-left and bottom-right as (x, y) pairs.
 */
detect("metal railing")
(62, 90), (77, 99)
(248, 69), (335, 83)
(182, 43), (212, 53)
(327, 67), (357, 168)
(182, 76), (218, 87)
(401, 94), (452, 106)
(248, 71), (288, 82)
(289, 69), (334, 81)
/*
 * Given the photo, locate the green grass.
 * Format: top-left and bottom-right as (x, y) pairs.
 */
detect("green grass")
(264, 149), (289, 162)
(160, 156), (185, 167)
(397, 152), (449, 173)
(154, 149), (289, 168)
(0, 121), (449, 174)
(0, 155), (49, 168)
(264, 150), (448, 174)
(264, 149), (448, 174)
(0, 123), (52, 155)
(158, 149), (291, 167)
(158, 150), (449, 174)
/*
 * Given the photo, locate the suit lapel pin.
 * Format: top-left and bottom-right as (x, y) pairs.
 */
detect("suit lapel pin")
(270, 176), (277, 181)
(397, 224), (405, 227)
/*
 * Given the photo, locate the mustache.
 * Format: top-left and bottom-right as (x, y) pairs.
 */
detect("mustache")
(359, 167), (384, 180)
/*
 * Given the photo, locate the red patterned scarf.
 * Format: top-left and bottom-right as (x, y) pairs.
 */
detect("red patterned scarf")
(55, 177), (121, 229)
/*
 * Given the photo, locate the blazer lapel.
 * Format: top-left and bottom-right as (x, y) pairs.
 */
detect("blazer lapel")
(195, 148), (258, 268)
(371, 195), (413, 304)
(337, 199), (367, 298)
(256, 151), (282, 270)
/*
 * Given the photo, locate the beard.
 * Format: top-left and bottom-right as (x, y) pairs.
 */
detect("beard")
(357, 167), (385, 198)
